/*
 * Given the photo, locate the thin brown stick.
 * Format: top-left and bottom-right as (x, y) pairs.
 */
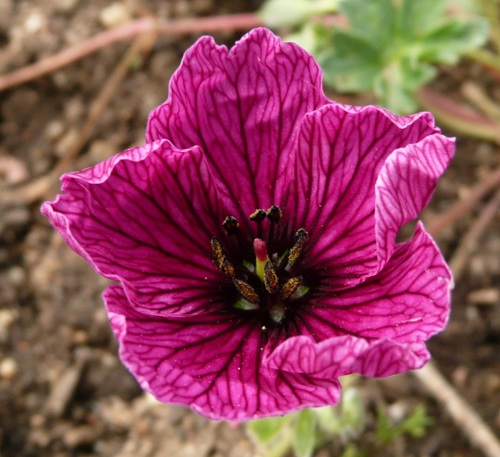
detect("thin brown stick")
(0, 35), (155, 205)
(449, 189), (500, 281)
(413, 363), (500, 457)
(0, 14), (263, 92)
(426, 165), (500, 238)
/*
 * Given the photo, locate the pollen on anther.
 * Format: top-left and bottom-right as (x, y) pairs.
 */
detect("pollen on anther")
(233, 278), (260, 305)
(211, 237), (225, 269)
(249, 209), (266, 222)
(264, 261), (280, 294)
(288, 228), (308, 266)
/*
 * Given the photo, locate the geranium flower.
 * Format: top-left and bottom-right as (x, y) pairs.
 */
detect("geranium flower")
(42, 28), (454, 421)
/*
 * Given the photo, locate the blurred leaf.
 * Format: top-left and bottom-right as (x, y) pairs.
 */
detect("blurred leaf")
(375, 404), (434, 444)
(259, 0), (340, 28)
(293, 409), (316, 457)
(248, 415), (292, 445)
(309, 0), (489, 113)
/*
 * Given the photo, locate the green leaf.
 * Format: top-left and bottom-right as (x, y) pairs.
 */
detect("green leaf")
(259, 0), (340, 28)
(375, 404), (434, 444)
(293, 409), (316, 457)
(339, 0), (396, 50)
(248, 415), (292, 445)
(318, 29), (382, 91)
(398, 0), (448, 38)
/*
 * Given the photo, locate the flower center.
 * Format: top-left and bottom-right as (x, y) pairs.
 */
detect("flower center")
(210, 206), (309, 323)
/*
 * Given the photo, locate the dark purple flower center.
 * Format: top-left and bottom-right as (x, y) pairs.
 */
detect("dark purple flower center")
(211, 205), (309, 324)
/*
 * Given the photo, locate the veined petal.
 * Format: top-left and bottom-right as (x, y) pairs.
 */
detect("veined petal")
(41, 140), (228, 317)
(375, 133), (455, 264)
(265, 335), (430, 378)
(147, 28), (328, 223)
(286, 103), (451, 287)
(105, 285), (341, 421)
(296, 223), (452, 342)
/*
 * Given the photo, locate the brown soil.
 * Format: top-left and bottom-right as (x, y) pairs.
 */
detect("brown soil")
(0, 1), (499, 457)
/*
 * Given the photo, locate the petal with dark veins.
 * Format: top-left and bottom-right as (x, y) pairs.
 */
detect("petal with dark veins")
(42, 140), (229, 318)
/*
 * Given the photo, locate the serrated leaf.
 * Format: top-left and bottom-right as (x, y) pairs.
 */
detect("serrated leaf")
(293, 409), (316, 457)
(398, 0), (448, 38)
(339, 0), (396, 49)
(318, 30), (381, 91)
(259, 0), (340, 28)
(248, 415), (291, 445)
(419, 18), (489, 63)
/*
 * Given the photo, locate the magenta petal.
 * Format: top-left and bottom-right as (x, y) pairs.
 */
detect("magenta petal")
(300, 223), (452, 341)
(105, 285), (341, 421)
(147, 28), (328, 220)
(288, 103), (446, 288)
(266, 335), (430, 378)
(375, 133), (455, 264)
(267, 223), (451, 378)
(41, 140), (227, 317)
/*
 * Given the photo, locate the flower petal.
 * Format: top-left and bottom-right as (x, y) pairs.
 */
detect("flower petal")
(147, 28), (328, 222)
(105, 284), (341, 421)
(41, 140), (228, 317)
(300, 223), (452, 341)
(285, 103), (452, 287)
(265, 335), (430, 378)
(375, 133), (455, 264)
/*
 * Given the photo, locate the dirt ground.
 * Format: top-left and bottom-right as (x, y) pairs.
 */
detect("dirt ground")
(0, 1), (499, 456)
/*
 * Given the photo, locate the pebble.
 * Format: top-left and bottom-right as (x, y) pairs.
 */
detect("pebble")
(0, 357), (18, 379)
(99, 3), (131, 28)
(0, 154), (30, 185)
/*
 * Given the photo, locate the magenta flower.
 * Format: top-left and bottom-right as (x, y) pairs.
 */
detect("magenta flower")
(42, 28), (454, 421)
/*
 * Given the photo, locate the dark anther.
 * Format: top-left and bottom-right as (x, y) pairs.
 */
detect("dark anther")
(264, 261), (280, 295)
(288, 228), (308, 267)
(221, 258), (235, 278)
(249, 209), (267, 222)
(211, 237), (225, 270)
(233, 278), (260, 305)
(222, 216), (239, 235)
(279, 276), (303, 301)
(266, 205), (282, 223)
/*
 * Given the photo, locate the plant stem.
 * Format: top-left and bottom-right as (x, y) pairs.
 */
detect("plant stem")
(415, 87), (500, 144)
(0, 13), (263, 92)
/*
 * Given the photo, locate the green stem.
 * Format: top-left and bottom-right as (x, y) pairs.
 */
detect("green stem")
(465, 49), (500, 80)
(415, 87), (500, 143)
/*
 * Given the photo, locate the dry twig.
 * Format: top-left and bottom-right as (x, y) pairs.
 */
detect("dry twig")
(426, 165), (500, 238)
(0, 33), (155, 205)
(0, 14), (262, 92)
(449, 189), (500, 281)
(413, 363), (500, 457)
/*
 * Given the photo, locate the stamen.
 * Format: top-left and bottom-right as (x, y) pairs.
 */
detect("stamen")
(266, 205), (282, 223)
(233, 278), (260, 305)
(221, 258), (235, 278)
(249, 209), (267, 222)
(211, 237), (225, 270)
(222, 216), (239, 235)
(264, 261), (280, 294)
(279, 276), (303, 301)
(287, 228), (308, 267)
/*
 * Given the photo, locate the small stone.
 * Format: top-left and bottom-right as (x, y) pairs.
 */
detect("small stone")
(99, 3), (132, 28)
(0, 154), (29, 185)
(24, 10), (46, 34)
(0, 357), (18, 379)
